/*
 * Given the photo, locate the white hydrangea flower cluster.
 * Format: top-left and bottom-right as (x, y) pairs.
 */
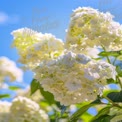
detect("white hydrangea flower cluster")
(84, 61), (117, 82)
(66, 7), (122, 52)
(33, 52), (116, 105)
(11, 28), (64, 69)
(0, 56), (23, 82)
(0, 101), (11, 122)
(0, 97), (49, 122)
(0, 101), (11, 112)
(9, 96), (49, 122)
(11, 7), (119, 105)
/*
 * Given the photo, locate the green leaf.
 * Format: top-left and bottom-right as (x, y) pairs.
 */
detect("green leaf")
(117, 55), (122, 61)
(110, 108), (122, 122)
(98, 51), (110, 57)
(0, 94), (10, 99)
(107, 91), (122, 102)
(69, 103), (93, 122)
(81, 112), (93, 122)
(69, 99), (101, 122)
(103, 89), (120, 97)
(30, 79), (40, 95)
(111, 115), (122, 122)
(39, 85), (55, 105)
(117, 50), (122, 60)
(116, 66), (122, 77)
(107, 78), (117, 84)
(98, 50), (122, 57)
(91, 98), (102, 104)
(9, 86), (21, 90)
(91, 115), (113, 122)
(90, 106), (112, 122)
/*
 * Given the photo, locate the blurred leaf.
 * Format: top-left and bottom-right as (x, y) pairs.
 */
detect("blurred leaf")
(93, 57), (103, 60)
(69, 103), (93, 122)
(9, 86), (21, 90)
(110, 108), (122, 122)
(107, 91), (122, 102)
(69, 99), (101, 122)
(30, 79), (40, 95)
(107, 78), (117, 84)
(103, 89), (120, 97)
(116, 66), (122, 77)
(39, 101), (49, 107)
(39, 85), (55, 105)
(0, 94), (10, 99)
(81, 112), (93, 122)
(91, 115), (113, 122)
(90, 106), (112, 122)
(98, 50), (122, 57)
(31, 79), (55, 104)
(111, 115), (122, 122)
(91, 98), (102, 104)
(117, 55), (122, 60)
(98, 51), (110, 57)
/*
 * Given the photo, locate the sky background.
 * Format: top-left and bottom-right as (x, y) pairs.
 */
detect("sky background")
(0, 0), (122, 100)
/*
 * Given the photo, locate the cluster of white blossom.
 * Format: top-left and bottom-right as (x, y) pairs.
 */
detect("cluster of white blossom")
(34, 52), (116, 105)
(66, 7), (122, 52)
(11, 28), (64, 69)
(0, 96), (49, 122)
(11, 7), (119, 105)
(0, 101), (11, 122)
(84, 61), (117, 82)
(0, 56), (23, 83)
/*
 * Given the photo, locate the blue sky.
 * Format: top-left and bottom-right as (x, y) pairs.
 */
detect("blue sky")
(0, 0), (122, 98)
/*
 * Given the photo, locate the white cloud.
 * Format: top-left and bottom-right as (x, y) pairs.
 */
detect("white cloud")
(0, 12), (19, 25)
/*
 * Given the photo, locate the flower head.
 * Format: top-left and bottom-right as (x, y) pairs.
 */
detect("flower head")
(34, 52), (103, 105)
(66, 7), (122, 52)
(84, 60), (117, 82)
(0, 56), (23, 82)
(0, 101), (11, 122)
(11, 28), (64, 69)
(10, 96), (49, 122)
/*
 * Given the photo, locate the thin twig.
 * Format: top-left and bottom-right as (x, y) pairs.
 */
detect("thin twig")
(101, 45), (111, 64)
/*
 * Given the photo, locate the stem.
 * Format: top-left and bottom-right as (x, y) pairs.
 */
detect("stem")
(55, 112), (59, 122)
(101, 45), (111, 64)
(113, 57), (117, 65)
(102, 95), (114, 105)
(117, 76), (122, 89)
(106, 56), (111, 64)
(102, 95), (122, 109)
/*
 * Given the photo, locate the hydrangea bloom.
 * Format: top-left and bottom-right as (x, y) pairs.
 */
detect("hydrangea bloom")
(84, 60), (117, 83)
(10, 96), (49, 122)
(33, 52), (108, 105)
(11, 28), (64, 69)
(11, 28), (41, 52)
(11, 7), (120, 107)
(0, 56), (23, 82)
(0, 101), (11, 122)
(66, 7), (122, 52)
